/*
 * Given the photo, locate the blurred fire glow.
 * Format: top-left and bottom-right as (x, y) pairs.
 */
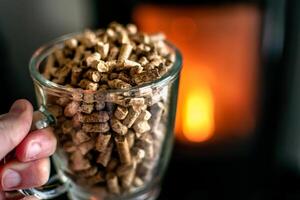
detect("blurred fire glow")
(183, 83), (214, 142)
(134, 5), (260, 143)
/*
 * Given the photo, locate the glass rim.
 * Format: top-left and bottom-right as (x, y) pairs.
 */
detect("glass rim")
(29, 31), (182, 95)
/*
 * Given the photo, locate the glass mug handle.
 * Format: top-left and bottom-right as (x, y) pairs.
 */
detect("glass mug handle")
(18, 105), (69, 199)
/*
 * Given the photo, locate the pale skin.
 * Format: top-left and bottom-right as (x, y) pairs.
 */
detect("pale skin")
(0, 99), (57, 200)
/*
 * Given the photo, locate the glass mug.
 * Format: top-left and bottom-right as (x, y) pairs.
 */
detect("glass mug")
(21, 33), (182, 200)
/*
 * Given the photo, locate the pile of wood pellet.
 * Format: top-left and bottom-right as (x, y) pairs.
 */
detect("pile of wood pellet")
(42, 22), (175, 196)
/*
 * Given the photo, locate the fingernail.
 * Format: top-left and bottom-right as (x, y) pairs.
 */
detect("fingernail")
(26, 142), (42, 160)
(2, 169), (21, 189)
(10, 101), (26, 114)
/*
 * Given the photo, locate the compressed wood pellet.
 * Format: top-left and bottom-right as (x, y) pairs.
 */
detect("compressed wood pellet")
(83, 69), (101, 82)
(135, 44), (145, 55)
(115, 136), (131, 164)
(123, 98), (145, 108)
(126, 130), (135, 148)
(110, 24), (128, 43)
(91, 60), (110, 72)
(96, 133), (111, 152)
(144, 59), (163, 71)
(72, 113), (82, 128)
(70, 66), (82, 85)
(43, 55), (56, 80)
(71, 159), (91, 172)
(107, 158), (119, 172)
(109, 73), (118, 80)
(136, 110), (151, 121)
(118, 72), (131, 84)
(106, 173), (120, 194)
(145, 143), (154, 159)
(149, 102), (164, 132)
(133, 177), (144, 187)
(121, 166), (135, 189)
(97, 143), (113, 167)
(56, 116), (67, 126)
(65, 38), (78, 49)
(117, 60), (142, 70)
(107, 95), (145, 108)
(78, 79), (99, 91)
(101, 84), (111, 93)
(95, 101), (105, 111)
(107, 46), (119, 61)
(99, 74), (109, 83)
(47, 104), (63, 118)
(80, 30), (97, 48)
(65, 84), (73, 88)
(70, 151), (91, 171)
(80, 103), (94, 114)
(116, 163), (136, 177)
(64, 101), (80, 117)
(114, 106), (128, 120)
(89, 187), (107, 199)
(129, 67), (143, 77)
(52, 64), (72, 84)
(61, 120), (73, 134)
(126, 24), (137, 35)
(123, 107), (141, 128)
(78, 140), (94, 155)
(79, 111), (109, 123)
(136, 161), (153, 181)
(106, 28), (117, 40)
(144, 92), (161, 106)
(129, 54), (138, 62)
(131, 147), (145, 163)
(78, 166), (98, 178)
(119, 31), (130, 44)
(141, 34), (150, 44)
(118, 43), (133, 61)
(86, 172), (105, 185)
(53, 49), (65, 66)
(83, 93), (94, 104)
(73, 45), (85, 63)
(133, 70), (160, 85)
(111, 118), (128, 135)
(82, 123), (110, 133)
(133, 121), (151, 134)
(151, 128), (165, 142)
(72, 130), (90, 145)
(136, 135), (154, 159)
(139, 56), (149, 67)
(63, 141), (76, 153)
(56, 97), (70, 107)
(96, 42), (110, 59)
(108, 79), (131, 89)
(149, 33), (165, 42)
(135, 131), (144, 139)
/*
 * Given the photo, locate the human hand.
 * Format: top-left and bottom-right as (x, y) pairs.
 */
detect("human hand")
(0, 100), (57, 199)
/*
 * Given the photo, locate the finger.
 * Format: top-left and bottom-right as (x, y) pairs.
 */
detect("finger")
(0, 192), (4, 200)
(0, 99), (33, 160)
(15, 128), (57, 162)
(0, 158), (50, 191)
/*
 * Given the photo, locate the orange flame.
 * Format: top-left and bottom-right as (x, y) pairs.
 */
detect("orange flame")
(183, 85), (214, 142)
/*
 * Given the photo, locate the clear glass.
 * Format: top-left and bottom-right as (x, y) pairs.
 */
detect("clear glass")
(29, 33), (182, 200)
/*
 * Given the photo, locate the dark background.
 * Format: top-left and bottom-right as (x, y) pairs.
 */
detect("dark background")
(0, 0), (300, 199)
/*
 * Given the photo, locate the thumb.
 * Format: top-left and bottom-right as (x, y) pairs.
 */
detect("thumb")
(0, 100), (33, 160)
